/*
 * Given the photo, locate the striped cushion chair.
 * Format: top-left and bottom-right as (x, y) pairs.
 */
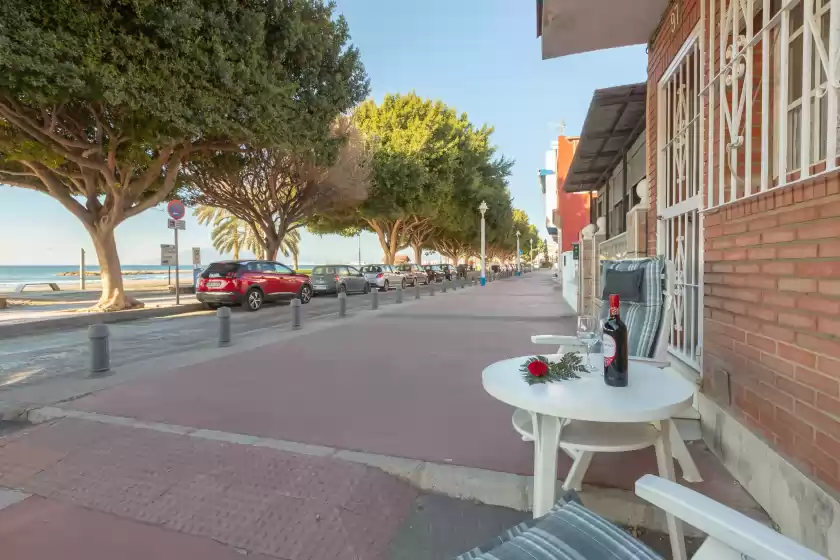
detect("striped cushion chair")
(597, 255), (667, 359)
(455, 492), (662, 560)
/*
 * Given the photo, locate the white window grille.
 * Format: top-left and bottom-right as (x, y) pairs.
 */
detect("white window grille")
(658, 31), (704, 370)
(703, 0), (839, 209)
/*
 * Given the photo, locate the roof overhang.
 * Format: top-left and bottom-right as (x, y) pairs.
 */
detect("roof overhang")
(563, 83), (646, 193)
(538, 0), (669, 59)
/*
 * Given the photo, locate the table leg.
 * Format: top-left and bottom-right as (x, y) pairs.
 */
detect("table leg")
(668, 419), (703, 483)
(531, 412), (561, 518)
(654, 419), (688, 560)
(562, 450), (593, 492)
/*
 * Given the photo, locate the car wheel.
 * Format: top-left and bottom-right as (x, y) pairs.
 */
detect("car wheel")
(299, 284), (313, 304)
(381, 280), (389, 292)
(363, 282), (370, 294)
(401, 278), (406, 289)
(244, 288), (263, 311)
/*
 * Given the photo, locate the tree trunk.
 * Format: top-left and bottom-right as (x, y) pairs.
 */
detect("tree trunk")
(412, 243), (423, 265)
(293, 251), (299, 271)
(89, 226), (143, 311)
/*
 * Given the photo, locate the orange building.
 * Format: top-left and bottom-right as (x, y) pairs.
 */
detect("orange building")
(553, 136), (590, 252)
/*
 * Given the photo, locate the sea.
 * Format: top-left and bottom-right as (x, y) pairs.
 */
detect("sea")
(0, 264), (319, 289)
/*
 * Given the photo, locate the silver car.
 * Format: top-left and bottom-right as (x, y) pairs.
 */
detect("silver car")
(310, 265), (370, 295)
(394, 263), (429, 286)
(360, 264), (405, 291)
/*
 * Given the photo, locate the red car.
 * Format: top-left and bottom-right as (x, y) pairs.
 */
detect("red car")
(196, 260), (313, 311)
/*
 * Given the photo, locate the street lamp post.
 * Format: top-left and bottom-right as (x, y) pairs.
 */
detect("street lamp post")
(515, 231), (521, 276)
(478, 200), (488, 286)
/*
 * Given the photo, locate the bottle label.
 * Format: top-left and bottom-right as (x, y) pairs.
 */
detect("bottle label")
(603, 335), (616, 367)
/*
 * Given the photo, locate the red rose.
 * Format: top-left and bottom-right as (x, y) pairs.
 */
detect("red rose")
(527, 360), (549, 377)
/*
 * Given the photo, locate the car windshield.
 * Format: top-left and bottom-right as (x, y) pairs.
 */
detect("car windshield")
(430, 265), (442, 270)
(360, 265), (383, 273)
(396, 265), (411, 271)
(202, 262), (240, 279)
(312, 266), (336, 275)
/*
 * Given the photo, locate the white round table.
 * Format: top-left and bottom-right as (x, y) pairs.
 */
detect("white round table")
(482, 353), (696, 560)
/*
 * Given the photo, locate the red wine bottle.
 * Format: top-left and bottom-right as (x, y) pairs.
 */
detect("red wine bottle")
(603, 293), (629, 387)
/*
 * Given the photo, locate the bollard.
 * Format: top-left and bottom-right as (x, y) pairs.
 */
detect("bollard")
(472, 277), (477, 286)
(396, 283), (403, 303)
(217, 307), (231, 347)
(88, 324), (110, 375)
(338, 291), (347, 317)
(452, 278), (457, 291)
(442, 280), (448, 293)
(415, 283), (421, 300)
(291, 297), (302, 329)
(429, 282), (435, 296)
(371, 288), (379, 310)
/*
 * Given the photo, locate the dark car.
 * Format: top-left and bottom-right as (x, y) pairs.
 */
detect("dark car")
(439, 264), (457, 280)
(424, 265), (447, 282)
(456, 264), (471, 278)
(395, 263), (429, 286)
(310, 265), (371, 296)
(197, 260), (312, 311)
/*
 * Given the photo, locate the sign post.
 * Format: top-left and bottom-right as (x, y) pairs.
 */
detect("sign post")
(80, 248), (86, 290)
(167, 200), (187, 305)
(192, 247), (202, 288)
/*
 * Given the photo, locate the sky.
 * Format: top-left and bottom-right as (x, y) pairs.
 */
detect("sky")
(0, 0), (648, 266)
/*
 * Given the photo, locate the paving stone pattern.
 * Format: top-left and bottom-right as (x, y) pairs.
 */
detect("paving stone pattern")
(0, 418), (419, 559)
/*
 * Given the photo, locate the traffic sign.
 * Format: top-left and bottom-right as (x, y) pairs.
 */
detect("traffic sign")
(167, 200), (186, 220)
(168, 218), (186, 230)
(192, 247), (201, 266)
(160, 244), (177, 266)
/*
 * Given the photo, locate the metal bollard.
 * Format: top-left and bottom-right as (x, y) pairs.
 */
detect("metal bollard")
(217, 307), (231, 347)
(338, 291), (347, 317)
(371, 288), (379, 310)
(396, 283), (403, 303)
(291, 297), (302, 329)
(88, 324), (110, 375)
(415, 283), (421, 300)
(442, 280), (448, 293)
(452, 278), (457, 291)
(429, 282), (435, 296)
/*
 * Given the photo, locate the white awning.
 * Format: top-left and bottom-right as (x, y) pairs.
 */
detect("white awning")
(539, 0), (669, 59)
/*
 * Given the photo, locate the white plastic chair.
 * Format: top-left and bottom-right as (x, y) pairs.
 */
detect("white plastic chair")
(514, 259), (704, 491)
(636, 474), (826, 559)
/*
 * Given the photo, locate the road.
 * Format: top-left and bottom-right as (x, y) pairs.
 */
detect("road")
(0, 280), (472, 390)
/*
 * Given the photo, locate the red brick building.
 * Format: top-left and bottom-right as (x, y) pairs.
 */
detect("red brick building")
(538, 0), (840, 556)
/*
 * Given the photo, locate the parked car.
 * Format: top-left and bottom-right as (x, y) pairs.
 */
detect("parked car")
(438, 264), (458, 280)
(360, 264), (405, 291)
(395, 263), (429, 286)
(456, 264), (472, 278)
(424, 265), (447, 282)
(310, 265), (370, 296)
(197, 260), (312, 311)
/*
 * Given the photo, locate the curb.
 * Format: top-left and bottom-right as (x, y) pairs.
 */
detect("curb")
(0, 303), (207, 339)
(20, 406), (751, 537)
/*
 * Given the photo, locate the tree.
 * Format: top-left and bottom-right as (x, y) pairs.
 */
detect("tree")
(310, 93), (476, 264)
(184, 120), (370, 261)
(0, 0), (367, 310)
(280, 229), (301, 271)
(195, 206), (263, 260)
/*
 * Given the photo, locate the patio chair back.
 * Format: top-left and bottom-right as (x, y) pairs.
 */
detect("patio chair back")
(598, 256), (674, 362)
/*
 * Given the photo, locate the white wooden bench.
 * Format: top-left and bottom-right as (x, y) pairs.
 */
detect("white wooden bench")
(14, 283), (61, 293)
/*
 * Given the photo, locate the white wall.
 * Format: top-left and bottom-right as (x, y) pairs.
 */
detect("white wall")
(561, 250), (577, 312)
(544, 143), (558, 231)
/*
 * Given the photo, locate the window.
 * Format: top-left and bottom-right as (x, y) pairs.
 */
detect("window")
(347, 266), (361, 276)
(360, 265), (382, 273)
(202, 262), (240, 278)
(274, 263), (294, 275)
(313, 266), (336, 275)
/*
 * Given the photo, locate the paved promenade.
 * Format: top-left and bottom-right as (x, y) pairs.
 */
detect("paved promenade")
(0, 271), (761, 558)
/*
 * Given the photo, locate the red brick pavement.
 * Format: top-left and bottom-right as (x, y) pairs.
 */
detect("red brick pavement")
(0, 418), (418, 559)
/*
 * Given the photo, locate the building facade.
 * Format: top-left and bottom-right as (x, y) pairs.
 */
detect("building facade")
(538, 0), (840, 557)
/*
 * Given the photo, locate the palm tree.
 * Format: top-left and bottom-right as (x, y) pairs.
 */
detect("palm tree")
(195, 206), (262, 259)
(279, 228), (301, 270)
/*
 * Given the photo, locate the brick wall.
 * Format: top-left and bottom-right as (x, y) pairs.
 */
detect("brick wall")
(704, 175), (840, 493)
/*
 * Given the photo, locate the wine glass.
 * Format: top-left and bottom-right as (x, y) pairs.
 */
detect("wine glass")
(576, 315), (600, 372)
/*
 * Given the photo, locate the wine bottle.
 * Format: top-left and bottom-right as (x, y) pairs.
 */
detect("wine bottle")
(603, 293), (629, 387)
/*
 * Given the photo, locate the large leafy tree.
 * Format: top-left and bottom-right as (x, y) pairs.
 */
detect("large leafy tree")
(0, 0), (367, 310)
(311, 93), (478, 264)
(183, 120), (370, 261)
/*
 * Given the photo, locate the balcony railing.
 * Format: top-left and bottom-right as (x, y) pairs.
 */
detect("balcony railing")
(598, 232), (628, 261)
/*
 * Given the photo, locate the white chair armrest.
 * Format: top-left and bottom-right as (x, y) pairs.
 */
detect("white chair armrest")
(629, 356), (671, 369)
(531, 335), (584, 347)
(635, 475), (826, 560)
